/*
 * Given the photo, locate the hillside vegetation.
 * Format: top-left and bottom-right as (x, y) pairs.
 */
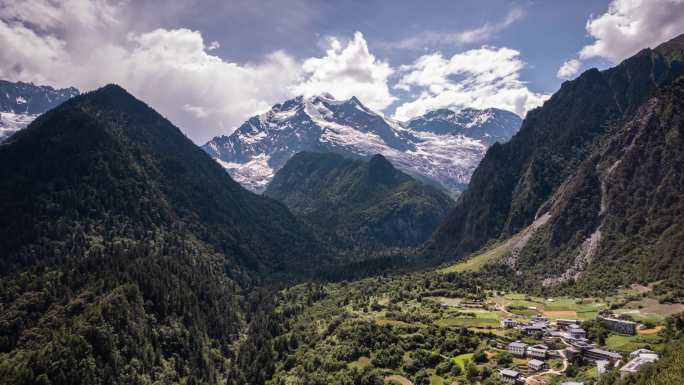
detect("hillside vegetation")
(265, 152), (454, 255)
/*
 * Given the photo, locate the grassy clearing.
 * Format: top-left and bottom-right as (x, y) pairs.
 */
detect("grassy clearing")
(605, 333), (664, 353)
(439, 243), (508, 273)
(429, 373), (444, 385)
(435, 317), (500, 328)
(453, 353), (473, 369)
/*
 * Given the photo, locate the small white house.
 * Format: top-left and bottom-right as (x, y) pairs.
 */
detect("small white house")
(527, 344), (549, 359)
(500, 368), (523, 384)
(508, 341), (528, 357)
(528, 359), (546, 372)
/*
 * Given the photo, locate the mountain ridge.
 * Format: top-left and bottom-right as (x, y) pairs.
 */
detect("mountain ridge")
(202, 94), (521, 193)
(427, 33), (684, 297)
(264, 151), (454, 254)
(0, 79), (79, 141)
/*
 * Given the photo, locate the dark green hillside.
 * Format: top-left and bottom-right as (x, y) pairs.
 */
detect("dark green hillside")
(0, 84), (327, 385)
(265, 152), (454, 255)
(512, 74), (684, 296)
(428, 34), (684, 260)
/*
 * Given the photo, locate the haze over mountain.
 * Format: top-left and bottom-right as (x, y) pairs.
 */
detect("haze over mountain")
(427, 33), (684, 296)
(265, 151), (454, 255)
(0, 80), (79, 141)
(202, 94), (521, 194)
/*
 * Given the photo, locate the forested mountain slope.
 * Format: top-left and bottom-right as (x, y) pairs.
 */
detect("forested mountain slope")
(0, 84), (329, 385)
(428, 34), (684, 297)
(265, 152), (454, 254)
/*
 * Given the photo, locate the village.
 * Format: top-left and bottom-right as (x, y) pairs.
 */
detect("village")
(495, 310), (658, 385)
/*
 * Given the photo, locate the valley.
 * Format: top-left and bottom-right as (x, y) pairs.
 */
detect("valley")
(264, 268), (681, 385)
(0, 7), (683, 385)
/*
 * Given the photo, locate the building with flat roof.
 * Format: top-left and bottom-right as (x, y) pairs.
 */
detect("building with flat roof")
(527, 344), (549, 359)
(585, 348), (623, 363)
(500, 368), (524, 384)
(629, 348), (655, 359)
(568, 325), (587, 340)
(620, 354), (658, 378)
(522, 323), (546, 335)
(597, 314), (636, 335)
(508, 341), (528, 357)
(556, 319), (581, 329)
(502, 318), (518, 328)
(528, 359), (546, 372)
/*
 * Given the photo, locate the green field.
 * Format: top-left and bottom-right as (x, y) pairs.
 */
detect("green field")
(439, 242), (509, 273)
(452, 353), (473, 369)
(435, 317), (500, 328)
(605, 333), (664, 353)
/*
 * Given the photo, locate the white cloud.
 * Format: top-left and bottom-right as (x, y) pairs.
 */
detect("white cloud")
(393, 46), (548, 121)
(0, 1), (396, 142)
(557, 59), (581, 79)
(579, 0), (684, 63)
(207, 40), (220, 51)
(0, 1), (303, 143)
(386, 8), (524, 50)
(294, 32), (396, 111)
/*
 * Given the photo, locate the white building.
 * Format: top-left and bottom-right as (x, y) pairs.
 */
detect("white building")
(500, 368), (523, 384)
(508, 341), (528, 357)
(620, 350), (659, 378)
(528, 359), (546, 372)
(568, 324), (587, 339)
(629, 348), (655, 359)
(527, 344), (549, 359)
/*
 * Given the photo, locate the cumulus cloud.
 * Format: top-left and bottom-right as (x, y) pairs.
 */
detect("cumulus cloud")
(0, 1), (397, 142)
(393, 46), (548, 121)
(385, 8), (525, 50)
(0, 1), (303, 143)
(557, 59), (581, 79)
(0, 0), (545, 142)
(579, 0), (684, 63)
(294, 32), (395, 111)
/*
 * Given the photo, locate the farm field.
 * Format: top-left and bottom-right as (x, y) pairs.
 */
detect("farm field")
(265, 271), (682, 385)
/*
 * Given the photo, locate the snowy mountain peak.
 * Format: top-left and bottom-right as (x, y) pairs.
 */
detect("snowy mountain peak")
(0, 79), (79, 142)
(202, 95), (522, 193)
(406, 107), (520, 143)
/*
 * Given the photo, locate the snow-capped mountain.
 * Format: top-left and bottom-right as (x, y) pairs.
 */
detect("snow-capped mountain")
(0, 80), (79, 141)
(202, 94), (522, 194)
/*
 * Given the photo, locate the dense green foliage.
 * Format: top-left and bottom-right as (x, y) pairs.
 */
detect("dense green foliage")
(429, 34), (684, 259)
(426, 34), (684, 299)
(0, 85), (330, 385)
(596, 313), (684, 385)
(265, 152), (453, 255)
(262, 274), (498, 385)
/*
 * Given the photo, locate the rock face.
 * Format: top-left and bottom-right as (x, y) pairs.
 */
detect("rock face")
(202, 94), (521, 194)
(0, 80), (79, 141)
(427, 33), (684, 294)
(265, 151), (455, 254)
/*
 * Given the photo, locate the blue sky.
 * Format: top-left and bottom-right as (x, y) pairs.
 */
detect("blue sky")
(1, 0), (683, 142)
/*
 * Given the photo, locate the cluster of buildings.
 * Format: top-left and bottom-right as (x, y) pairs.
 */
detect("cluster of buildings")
(619, 349), (659, 378)
(498, 312), (656, 384)
(501, 315), (588, 342)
